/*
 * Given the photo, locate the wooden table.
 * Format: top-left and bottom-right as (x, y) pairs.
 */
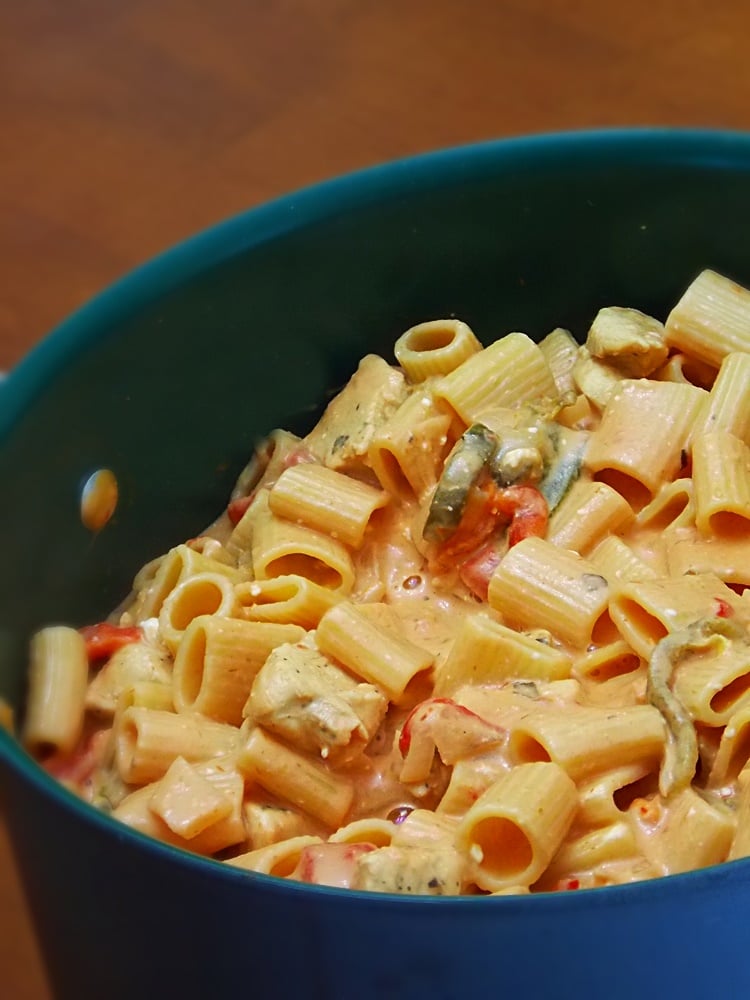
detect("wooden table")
(2, 1), (749, 995)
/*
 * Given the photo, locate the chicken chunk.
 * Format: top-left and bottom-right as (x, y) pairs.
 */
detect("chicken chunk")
(245, 642), (388, 760)
(572, 347), (626, 410)
(85, 639), (172, 716)
(352, 845), (464, 895)
(586, 306), (668, 378)
(304, 354), (408, 474)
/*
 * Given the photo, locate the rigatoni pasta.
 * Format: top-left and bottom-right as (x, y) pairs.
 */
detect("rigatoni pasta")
(25, 267), (750, 896)
(394, 319), (482, 381)
(268, 463), (388, 548)
(23, 626), (89, 756)
(368, 390), (454, 500)
(248, 491), (356, 592)
(455, 762), (578, 891)
(433, 332), (557, 423)
(584, 379), (706, 509)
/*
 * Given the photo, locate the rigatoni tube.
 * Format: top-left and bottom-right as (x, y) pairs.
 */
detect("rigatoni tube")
(455, 762), (578, 891)
(237, 726), (353, 828)
(316, 601), (433, 701)
(136, 543), (244, 620)
(173, 616), (305, 724)
(268, 463), (387, 548)
(368, 390), (453, 500)
(234, 574), (341, 629)
(585, 379), (706, 510)
(588, 535), (657, 585)
(692, 431), (750, 537)
(394, 319), (483, 382)
(539, 821), (638, 887)
(665, 269), (750, 367)
(115, 706), (239, 784)
(158, 572), (238, 654)
(487, 536), (615, 650)
(538, 327), (579, 396)
(250, 491), (355, 592)
(609, 572), (740, 660)
(227, 835), (324, 878)
(697, 351), (750, 442)
(508, 704), (665, 781)
(434, 333), (557, 425)
(547, 479), (634, 556)
(23, 626), (89, 755)
(434, 613), (572, 697)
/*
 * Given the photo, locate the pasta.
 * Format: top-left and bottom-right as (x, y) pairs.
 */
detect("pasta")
(23, 626), (89, 756)
(24, 267), (750, 896)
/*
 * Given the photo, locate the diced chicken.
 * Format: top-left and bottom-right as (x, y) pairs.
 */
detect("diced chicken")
(573, 347), (626, 410)
(586, 307), (668, 378)
(244, 800), (319, 849)
(245, 642), (388, 760)
(352, 844), (464, 895)
(85, 640), (172, 715)
(304, 355), (408, 473)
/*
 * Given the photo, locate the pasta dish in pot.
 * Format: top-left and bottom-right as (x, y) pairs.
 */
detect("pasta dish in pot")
(22, 267), (750, 895)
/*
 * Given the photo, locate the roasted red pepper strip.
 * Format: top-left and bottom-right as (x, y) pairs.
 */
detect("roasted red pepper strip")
(400, 697), (450, 756)
(434, 481), (502, 568)
(435, 481), (548, 571)
(398, 697), (493, 757)
(714, 597), (734, 618)
(458, 542), (502, 601)
(42, 728), (111, 786)
(555, 877), (581, 891)
(80, 623), (142, 662)
(226, 493), (255, 525)
(398, 697), (506, 785)
(494, 484), (548, 547)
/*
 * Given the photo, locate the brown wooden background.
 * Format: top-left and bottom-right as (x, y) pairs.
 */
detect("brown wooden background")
(2, 1), (750, 996)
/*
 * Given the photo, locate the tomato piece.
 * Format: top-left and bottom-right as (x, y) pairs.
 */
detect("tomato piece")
(80, 623), (142, 662)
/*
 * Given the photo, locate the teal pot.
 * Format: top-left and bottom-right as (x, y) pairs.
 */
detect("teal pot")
(2, 129), (750, 999)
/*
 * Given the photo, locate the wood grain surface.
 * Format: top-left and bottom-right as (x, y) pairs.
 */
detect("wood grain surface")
(2, 1), (750, 996)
